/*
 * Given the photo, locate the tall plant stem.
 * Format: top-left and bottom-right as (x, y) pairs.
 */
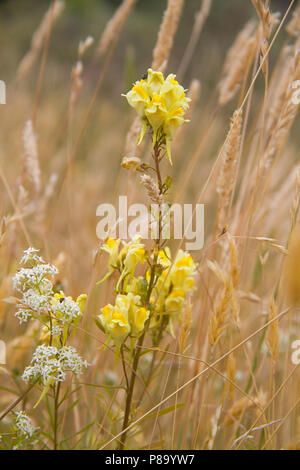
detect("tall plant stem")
(136, 316), (167, 409)
(118, 144), (164, 450)
(53, 382), (61, 450)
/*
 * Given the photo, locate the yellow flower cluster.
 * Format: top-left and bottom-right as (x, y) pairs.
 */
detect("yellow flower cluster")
(98, 237), (197, 347)
(99, 293), (149, 347)
(150, 248), (197, 336)
(123, 68), (190, 164)
(100, 236), (146, 285)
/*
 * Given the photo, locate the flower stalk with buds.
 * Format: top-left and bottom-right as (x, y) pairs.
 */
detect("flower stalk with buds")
(97, 69), (196, 450)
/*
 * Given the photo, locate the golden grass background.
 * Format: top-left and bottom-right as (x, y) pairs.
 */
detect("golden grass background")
(0, 0), (300, 450)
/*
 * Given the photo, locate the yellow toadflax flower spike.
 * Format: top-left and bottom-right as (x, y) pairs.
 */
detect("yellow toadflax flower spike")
(123, 68), (190, 164)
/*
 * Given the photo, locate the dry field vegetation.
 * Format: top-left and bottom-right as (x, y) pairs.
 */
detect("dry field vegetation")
(0, 0), (300, 451)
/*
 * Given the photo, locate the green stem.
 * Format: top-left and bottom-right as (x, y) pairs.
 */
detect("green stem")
(136, 316), (167, 409)
(118, 257), (158, 450)
(53, 382), (61, 450)
(118, 144), (164, 450)
(0, 380), (37, 422)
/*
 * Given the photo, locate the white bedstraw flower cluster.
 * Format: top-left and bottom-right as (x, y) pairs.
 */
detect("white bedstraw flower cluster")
(13, 264), (58, 293)
(20, 247), (44, 265)
(13, 248), (58, 323)
(22, 345), (88, 386)
(14, 411), (38, 439)
(12, 248), (89, 408)
(53, 296), (82, 323)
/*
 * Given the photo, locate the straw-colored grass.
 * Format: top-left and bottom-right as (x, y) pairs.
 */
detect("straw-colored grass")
(0, 0), (299, 451)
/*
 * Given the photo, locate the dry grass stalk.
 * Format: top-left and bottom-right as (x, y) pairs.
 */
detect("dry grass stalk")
(286, 2), (300, 37)
(218, 20), (257, 105)
(97, 0), (137, 57)
(0, 217), (8, 250)
(78, 36), (94, 58)
(290, 166), (300, 230)
(252, 0), (271, 77)
(16, 185), (29, 215)
(262, 163), (298, 234)
(17, 1), (64, 81)
(124, 116), (144, 157)
(289, 417), (300, 449)
(225, 353), (236, 400)
(173, 79), (201, 151)
(186, 79), (201, 111)
(284, 227), (300, 305)
(70, 61), (83, 108)
(0, 276), (11, 327)
(207, 260), (234, 347)
(22, 120), (41, 195)
(70, 37), (94, 109)
(208, 236), (241, 347)
(226, 234), (240, 325)
(266, 298), (279, 362)
(152, 0), (185, 72)
(207, 405), (222, 450)
(227, 234), (240, 290)
(208, 285), (231, 347)
(7, 321), (41, 369)
(179, 299), (192, 354)
(140, 174), (162, 204)
(216, 109), (243, 233)
(177, 0), (212, 78)
(266, 46), (293, 135)
(259, 48), (300, 178)
(224, 391), (266, 426)
(37, 172), (58, 222)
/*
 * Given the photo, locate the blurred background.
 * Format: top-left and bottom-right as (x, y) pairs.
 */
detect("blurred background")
(1, 1), (300, 450)
(0, 0), (298, 286)
(0, 0), (293, 87)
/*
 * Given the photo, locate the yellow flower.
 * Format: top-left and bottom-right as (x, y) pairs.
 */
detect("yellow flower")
(102, 237), (121, 269)
(123, 68), (190, 164)
(99, 237), (147, 291)
(98, 238), (122, 283)
(132, 307), (149, 335)
(158, 248), (171, 267)
(99, 303), (130, 347)
(155, 248), (196, 294)
(147, 69), (164, 95)
(165, 288), (186, 316)
(99, 292), (149, 346)
(148, 248), (197, 335)
(170, 250), (197, 293)
(115, 293), (149, 337)
(76, 294), (87, 314)
(120, 236), (146, 275)
(145, 95), (168, 144)
(159, 75), (188, 110)
(125, 81), (150, 117)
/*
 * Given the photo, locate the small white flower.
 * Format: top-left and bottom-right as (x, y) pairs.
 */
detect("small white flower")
(15, 411), (37, 438)
(22, 345), (88, 385)
(20, 247), (44, 266)
(23, 289), (51, 313)
(15, 308), (32, 323)
(51, 325), (62, 336)
(59, 346), (89, 375)
(22, 345), (64, 385)
(13, 264), (58, 293)
(53, 298), (82, 323)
